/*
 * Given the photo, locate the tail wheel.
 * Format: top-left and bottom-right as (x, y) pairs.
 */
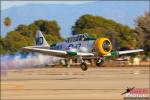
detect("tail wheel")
(96, 59), (104, 67)
(80, 62), (88, 71)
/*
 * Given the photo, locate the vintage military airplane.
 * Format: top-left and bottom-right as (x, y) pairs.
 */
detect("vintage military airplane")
(22, 31), (143, 71)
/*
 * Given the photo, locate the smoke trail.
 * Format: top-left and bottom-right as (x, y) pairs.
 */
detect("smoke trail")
(0, 52), (61, 75)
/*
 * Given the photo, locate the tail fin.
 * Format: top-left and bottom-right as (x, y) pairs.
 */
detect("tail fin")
(35, 31), (49, 47)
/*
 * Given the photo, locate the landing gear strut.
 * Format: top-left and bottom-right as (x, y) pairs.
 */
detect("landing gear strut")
(80, 62), (88, 71)
(96, 58), (104, 67)
(79, 56), (88, 71)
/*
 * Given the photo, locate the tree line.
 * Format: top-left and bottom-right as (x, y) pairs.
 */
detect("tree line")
(0, 19), (63, 54)
(0, 11), (149, 56)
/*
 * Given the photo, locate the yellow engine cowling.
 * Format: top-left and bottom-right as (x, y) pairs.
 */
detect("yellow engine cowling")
(95, 37), (112, 56)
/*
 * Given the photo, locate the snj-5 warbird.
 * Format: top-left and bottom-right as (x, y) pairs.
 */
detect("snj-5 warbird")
(22, 31), (144, 71)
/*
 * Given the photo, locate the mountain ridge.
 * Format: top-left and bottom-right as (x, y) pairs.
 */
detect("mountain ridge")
(1, 1), (149, 37)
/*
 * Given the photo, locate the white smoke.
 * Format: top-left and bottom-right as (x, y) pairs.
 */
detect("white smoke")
(0, 52), (61, 75)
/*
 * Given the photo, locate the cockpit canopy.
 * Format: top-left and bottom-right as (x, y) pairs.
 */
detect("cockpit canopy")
(65, 33), (96, 43)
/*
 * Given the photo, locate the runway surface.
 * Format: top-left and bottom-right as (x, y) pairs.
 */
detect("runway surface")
(1, 67), (149, 99)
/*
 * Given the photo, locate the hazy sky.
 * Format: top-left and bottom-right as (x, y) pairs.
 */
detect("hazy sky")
(1, 1), (93, 10)
(1, 0), (149, 37)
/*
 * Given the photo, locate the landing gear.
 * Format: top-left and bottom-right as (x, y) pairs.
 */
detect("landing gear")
(79, 56), (88, 71)
(63, 59), (71, 68)
(96, 58), (104, 67)
(80, 62), (88, 71)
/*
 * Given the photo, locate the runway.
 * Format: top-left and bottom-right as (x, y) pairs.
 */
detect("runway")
(1, 67), (149, 99)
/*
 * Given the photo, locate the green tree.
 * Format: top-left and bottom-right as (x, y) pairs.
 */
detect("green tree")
(0, 36), (5, 54)
(33, 19), (62, 44)
(72, 14), (137, 50)
(0, 19), (63, 54)
(4, 31), (31, 53)
(135, 11), (150, 56)
(4, 17), (12, 32)
(15, 24), (31, 37)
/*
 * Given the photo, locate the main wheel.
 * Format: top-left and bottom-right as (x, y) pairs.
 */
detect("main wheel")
(80, 62), (88, 71)
(96, 59), (104, 67)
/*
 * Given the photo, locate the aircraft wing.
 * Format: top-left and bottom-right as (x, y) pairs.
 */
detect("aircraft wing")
(105, 49), (144, 57)
(22, 46), (94, 58)
(22, 46), (143, 58)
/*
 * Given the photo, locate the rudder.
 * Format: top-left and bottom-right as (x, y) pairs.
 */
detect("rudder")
(35, 31), (49, 47)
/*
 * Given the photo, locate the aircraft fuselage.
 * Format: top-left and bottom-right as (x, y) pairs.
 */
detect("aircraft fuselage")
(50, 34), (96, 53)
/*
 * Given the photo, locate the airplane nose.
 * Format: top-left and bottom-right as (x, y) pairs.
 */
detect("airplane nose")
(102, 40), (111, 52)
(95, 37), (112, 56)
